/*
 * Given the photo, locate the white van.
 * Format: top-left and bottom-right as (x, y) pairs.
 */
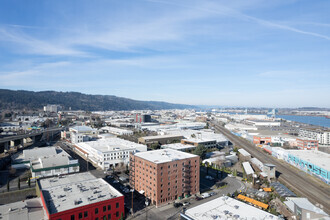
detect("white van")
(201, 193), (210, 198)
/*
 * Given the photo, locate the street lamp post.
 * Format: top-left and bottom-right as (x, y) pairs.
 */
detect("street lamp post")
(130, 188), (135, 215)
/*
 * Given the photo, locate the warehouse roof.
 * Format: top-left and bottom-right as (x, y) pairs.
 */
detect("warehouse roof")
(76, 138), (147, 153)
(39, 172), (123, 214)
(238, 149), (251, 157)
(181, 196), (278, 220)
(161, 143), (196, 151)
(242, 162), (254, 175)
(134, 149), (198, 164)
(270, 182), (296, 198)
(284, 197), (328, 217)
(0, 198), (46, 220)
(286, 150), (330, 171)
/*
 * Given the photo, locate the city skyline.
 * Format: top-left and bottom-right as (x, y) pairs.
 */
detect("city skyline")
(0, 0), (330, 108)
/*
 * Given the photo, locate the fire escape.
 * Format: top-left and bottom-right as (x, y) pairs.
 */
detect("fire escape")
(182, 164), (191, 195)
(129, 155), (135, 187)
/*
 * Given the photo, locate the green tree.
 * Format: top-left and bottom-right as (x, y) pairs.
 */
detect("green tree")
(192, 144), (207, 159)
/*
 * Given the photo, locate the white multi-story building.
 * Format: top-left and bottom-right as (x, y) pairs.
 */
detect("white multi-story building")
(43, 104), (62, 113)
(75, 138), (147, 170)
(298, 129), (330, 145)
(69, 126), (98, 143)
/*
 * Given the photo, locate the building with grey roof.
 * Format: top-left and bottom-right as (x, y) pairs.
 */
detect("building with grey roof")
(284, 197), (329, 220)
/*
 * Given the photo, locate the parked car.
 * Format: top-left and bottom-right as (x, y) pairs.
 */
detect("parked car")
(183, 201), (190, 206)
(205, 175), (214, 180)
(210, 192), (217, 196)
(195, 196), (203, 201)
(201, 193), (210, 198)
(113, 180), (119, 183)
(173, 202), (183, 208)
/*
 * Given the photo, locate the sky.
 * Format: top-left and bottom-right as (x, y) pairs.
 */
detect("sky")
(0, 0), (329, 108)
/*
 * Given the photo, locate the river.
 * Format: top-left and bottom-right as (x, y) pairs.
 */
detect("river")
(277, 114), (330, 128)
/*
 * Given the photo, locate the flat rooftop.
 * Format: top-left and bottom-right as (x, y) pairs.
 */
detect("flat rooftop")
(182, 196), (278, 220)
(165, 129), (228, 143)
(76, 138), (146, 153)
(12, 146), (69, 164)
(39, 172), (123, 214)
(0, 198), (46, 220)
(139, 134), (184, 141)
(134, 149), (198, 164)
(238, 149), (251, 157)
(162, 143), (196, 150)
(286, 150), (330, 171)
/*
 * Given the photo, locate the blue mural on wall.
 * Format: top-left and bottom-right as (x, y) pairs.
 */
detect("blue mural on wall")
(287, 154), (330, 184)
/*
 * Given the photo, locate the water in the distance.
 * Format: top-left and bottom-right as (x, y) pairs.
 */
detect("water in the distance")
(277, 115), (330, 128)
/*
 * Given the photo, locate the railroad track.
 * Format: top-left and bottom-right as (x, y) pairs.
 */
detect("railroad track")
(210, 121), (330, 214)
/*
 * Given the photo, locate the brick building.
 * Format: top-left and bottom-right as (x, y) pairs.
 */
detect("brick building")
(296, 138), (319, 150)
(130, 149), (200, 207)
(253, 136), (272, 145)
(37, 172), (124, 220)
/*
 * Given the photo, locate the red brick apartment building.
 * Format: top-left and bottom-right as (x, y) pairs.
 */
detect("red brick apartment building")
(130, 149), (200, 207)
(296, 138), (319, 150)
(37, 172), (124, 220)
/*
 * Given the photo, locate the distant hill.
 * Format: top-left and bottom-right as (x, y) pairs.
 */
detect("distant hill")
(0, 89), (196, 111)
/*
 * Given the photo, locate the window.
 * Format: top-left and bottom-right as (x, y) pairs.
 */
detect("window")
(84, 211), (88, 217)
(108, 214), (111, 220)
(95, 208), (99, 214)
(103, 216), (106, 220)
(103, 206), (106, 212)
(116, 202), (119, 208)
(71, 215), (75, 220)
(95, 218), (98, 220)
(116, 212), (119, 217)
(108, 205), (111, 210)
(79, 212), (82, 219)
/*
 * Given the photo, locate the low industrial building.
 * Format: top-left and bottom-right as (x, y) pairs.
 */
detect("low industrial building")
(37, 172), (125, 220)
(138, 134), (184, 145)
(12, 146), (79, 178)
(100, 126), (133, 136)
(130, 149), (200, 207)
(286, 150), (330, 184)
(181, 196), (279, 220)
(163, 129), (229, 147)
(161, 143), (196, 151)
(242, 162), (255, 176)
(270, 182), (296, 198)
(0, 198), (46, 219)
(75, 138), (147, 170)
(253, 136), (272, 145)
(238, 149), (251, 161)
(181, 138), (217, 148)
(284, 197), (329, 220)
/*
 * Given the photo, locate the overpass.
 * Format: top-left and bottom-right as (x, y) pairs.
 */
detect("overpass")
(0, 127), (63, 152)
